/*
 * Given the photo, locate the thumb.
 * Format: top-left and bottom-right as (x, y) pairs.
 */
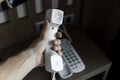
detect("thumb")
(40, 20), (50, 40)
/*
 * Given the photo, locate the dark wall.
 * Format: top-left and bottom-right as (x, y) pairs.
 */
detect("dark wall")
(80, 0), (120, 53)
(80, 0), (120, 80)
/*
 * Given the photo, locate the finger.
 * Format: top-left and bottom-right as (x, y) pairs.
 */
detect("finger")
(56, 32), (62, 39)
(57, 50), (63, 56)
(52, 46), (61, 51)
(52, 39), (61, 46)
(40, 20), (50, 40)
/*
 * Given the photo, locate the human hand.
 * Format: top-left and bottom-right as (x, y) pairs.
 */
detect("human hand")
(29, 20), (62, 67)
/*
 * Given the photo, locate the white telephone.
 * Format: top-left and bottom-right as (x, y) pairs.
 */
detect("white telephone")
(44, 9), (85, 80)
(44, 9), (64, 73)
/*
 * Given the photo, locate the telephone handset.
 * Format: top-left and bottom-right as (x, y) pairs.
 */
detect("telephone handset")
(44, 9), (64, 73)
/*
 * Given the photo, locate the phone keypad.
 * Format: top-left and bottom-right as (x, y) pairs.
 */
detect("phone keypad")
(61, 39), (85, 73)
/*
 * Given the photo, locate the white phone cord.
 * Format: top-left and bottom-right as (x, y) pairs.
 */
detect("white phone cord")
(51, 72), (56, 80)
(59, 24), (72, 43)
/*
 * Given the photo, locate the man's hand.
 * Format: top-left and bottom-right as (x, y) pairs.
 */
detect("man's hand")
(29, 20), (62, 66)
(0, 20), (62, 80)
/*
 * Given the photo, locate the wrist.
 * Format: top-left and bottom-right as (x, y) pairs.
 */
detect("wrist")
(25, 48), (43, 67)
(28, 39), (48, 67)
(0, 49), (38, 80)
